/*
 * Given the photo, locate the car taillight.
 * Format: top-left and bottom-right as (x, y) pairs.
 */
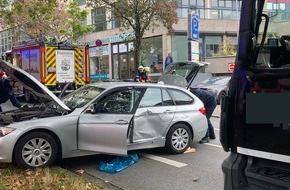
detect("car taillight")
(199, 107), (206, 115)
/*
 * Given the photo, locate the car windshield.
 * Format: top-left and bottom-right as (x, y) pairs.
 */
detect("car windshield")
(201, 77), (230, 85)
(61, 85), (105, 109)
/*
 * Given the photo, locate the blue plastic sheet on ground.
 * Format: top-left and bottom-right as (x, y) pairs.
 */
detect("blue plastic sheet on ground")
(98, 154), (138, 174)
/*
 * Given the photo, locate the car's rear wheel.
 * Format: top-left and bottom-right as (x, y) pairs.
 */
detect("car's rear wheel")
(166, 124), (192, 154)
(14, 132), (58, 168)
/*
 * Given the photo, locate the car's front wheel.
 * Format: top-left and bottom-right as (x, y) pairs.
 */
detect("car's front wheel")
(166, 124), (192, 154)
(14, 132), (58, 168)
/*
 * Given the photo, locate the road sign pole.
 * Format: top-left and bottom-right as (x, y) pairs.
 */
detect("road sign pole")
(95, 39), (103, 81)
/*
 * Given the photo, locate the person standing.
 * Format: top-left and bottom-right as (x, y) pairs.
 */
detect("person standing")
(190, 88), (217, 143)
(138, 67), (152, 82)
(0, 77), (22, 112)
(135, 66), (145, 82)
(164, 52), (173, 68)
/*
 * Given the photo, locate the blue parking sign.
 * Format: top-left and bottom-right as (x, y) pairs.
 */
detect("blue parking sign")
(191, 14), (199, 41)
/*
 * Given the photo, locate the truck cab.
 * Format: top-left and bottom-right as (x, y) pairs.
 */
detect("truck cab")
(221, 0), (290, 189)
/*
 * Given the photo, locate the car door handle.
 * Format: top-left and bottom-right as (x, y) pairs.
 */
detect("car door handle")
(115, 120), (128, 125)
(164, 110), (174, 114)
(147, 109), (153, 114)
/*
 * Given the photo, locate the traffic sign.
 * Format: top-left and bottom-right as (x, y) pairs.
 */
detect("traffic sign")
(191, 14), (199, 41)
(95, 39), (102, 47)
(191, 41), (199, 61)
(228, 63), (235, 71)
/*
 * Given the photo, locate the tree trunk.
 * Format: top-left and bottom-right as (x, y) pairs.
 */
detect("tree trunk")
(134, 25), (142, 79)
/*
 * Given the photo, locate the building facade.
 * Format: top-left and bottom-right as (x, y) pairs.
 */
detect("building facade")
(2, 0), (290, 81)
(76, 0), (242, 81)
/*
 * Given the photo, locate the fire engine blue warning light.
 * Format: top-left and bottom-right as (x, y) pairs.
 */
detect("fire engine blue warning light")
(191, 14), (199, 41)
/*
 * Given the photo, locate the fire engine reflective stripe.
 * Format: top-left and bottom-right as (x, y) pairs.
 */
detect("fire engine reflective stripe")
(45, 47), (57, 85)
(46, 73), (56, 86)
(85, 47), (90, 83)
(40, 47), (46, 82)
(74, 48), (85, 85)
(237, 147), (290, 163)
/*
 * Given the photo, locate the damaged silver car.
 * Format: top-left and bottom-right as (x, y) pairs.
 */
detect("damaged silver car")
(0, 60), (207, 168)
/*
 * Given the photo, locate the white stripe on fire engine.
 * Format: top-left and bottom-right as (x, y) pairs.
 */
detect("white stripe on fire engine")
(238, 147), (290, 163)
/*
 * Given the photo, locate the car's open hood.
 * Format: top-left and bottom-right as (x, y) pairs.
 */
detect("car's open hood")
(0, 60), (70, 111)
(158, 61), (206, 89)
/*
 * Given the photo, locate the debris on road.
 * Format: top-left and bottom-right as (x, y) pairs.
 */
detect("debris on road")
(185, 147), (196, 153)
(193, 177), (200, 182)
(98, 154), (138, 174)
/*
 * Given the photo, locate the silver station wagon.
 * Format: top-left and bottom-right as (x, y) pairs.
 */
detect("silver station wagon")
(0, 60), (207, 168)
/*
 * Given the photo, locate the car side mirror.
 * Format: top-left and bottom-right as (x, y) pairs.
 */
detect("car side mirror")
(88, 103), (97, 114)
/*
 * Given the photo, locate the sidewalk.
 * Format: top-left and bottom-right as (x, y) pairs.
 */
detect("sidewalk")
(212, 105), (221, 118)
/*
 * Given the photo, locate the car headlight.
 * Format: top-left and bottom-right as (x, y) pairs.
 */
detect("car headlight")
(0, 127), (15, 137)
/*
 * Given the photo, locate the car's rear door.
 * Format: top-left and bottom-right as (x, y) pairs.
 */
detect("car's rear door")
(132, 87), (176, 143)
(78, 87), (142, 155)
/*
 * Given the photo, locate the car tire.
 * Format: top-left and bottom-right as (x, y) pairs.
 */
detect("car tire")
(166, 124), (192, 154)
(14, 131), (58, 168)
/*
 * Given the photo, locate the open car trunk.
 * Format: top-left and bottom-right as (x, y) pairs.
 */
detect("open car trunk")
(158, 61), (205, 89)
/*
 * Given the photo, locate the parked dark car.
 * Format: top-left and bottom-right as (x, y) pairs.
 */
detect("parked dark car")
(192, 76), (231, 104)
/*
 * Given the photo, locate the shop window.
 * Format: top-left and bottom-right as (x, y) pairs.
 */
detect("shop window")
(205, 36), (222, 57)
(141, 36), (163, 73)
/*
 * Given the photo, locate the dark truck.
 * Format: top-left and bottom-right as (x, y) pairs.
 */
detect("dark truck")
(221, 0), (290, 189)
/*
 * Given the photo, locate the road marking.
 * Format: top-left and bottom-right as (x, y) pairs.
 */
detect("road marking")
(204, 143), (223, 148)
(138, 152), (188, 168)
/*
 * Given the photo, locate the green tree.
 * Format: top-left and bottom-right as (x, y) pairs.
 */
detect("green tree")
(0, 0), (92, 42)
(214, 36), (236, 56)
(59, 1), (94, 43)
(87, 0), (178, 73)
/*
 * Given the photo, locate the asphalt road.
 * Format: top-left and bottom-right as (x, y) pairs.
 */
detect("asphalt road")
(59, 116), (228, 190)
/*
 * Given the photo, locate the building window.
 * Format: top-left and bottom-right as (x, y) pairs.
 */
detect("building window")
(172, 35), (188, 61)
(211, 0), (218, 7)
(205, 36), (222, 57)
(74, 0), (86, 6)
(178, 0), (189, 6)
(91, 7), (107, 32)
(267, 2), (290, 21)
(111, 9), (122, 29)
(212, 0), (241, 10)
